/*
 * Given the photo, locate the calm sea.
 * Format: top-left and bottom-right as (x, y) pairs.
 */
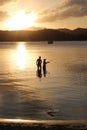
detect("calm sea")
(0, 41), (87, 120)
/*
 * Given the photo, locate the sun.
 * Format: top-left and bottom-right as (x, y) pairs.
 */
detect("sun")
(6, 11), (37, 30)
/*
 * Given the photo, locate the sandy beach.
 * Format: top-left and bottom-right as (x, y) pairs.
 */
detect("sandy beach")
(0, 119), (87, 130)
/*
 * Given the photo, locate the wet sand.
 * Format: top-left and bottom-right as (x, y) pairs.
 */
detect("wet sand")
(0, 119), (87, 130)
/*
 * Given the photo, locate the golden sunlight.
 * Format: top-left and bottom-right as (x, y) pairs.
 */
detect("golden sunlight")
(16, 44), (26, 69)
(6, 11), (37, 30)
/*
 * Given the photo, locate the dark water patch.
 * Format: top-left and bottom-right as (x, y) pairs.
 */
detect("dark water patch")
(0, 42), (18, 49)
(0, 97), (52, 119)
(66, 64), (87, 73)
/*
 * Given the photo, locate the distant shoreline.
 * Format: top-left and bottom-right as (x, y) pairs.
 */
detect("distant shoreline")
(0, 28), (87, 41)
(0, 40), (87, 42)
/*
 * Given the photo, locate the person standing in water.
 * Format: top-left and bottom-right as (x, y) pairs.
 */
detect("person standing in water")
(43, 59), (50, 77)
(36, 56), (42, 70)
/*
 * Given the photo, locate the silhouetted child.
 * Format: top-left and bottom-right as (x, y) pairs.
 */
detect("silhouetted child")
(43, 59), (50, 77)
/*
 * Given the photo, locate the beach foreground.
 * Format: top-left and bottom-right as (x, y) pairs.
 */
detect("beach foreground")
(0, 119), (87, 130)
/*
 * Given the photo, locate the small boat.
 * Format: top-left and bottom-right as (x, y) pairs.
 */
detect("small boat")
(48, 41), (53, 44)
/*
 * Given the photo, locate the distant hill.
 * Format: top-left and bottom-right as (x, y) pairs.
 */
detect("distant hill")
(58, 28), (72, 33)
(25, 26), (44, 31)
(0, 28), (87, 41)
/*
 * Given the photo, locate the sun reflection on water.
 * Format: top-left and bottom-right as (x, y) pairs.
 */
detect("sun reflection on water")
(16, 44), (26, 70)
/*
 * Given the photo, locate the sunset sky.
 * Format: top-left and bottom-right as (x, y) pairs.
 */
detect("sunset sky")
(0, 0), (87, 30)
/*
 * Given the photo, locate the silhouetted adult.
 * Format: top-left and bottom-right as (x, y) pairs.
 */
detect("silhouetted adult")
(43, 59), (50, 77)
(36, 56), (42, 70)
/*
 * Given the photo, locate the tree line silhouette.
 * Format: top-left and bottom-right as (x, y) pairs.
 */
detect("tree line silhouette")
(0, 28), (87, 41)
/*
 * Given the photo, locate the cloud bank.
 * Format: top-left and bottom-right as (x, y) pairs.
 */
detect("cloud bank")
(0, 0), (17, 21)
(0, 0), (16, 6)
(0, 11), (9, 21)
(0, 0), (87, 23)
(38, 0), (87, 23)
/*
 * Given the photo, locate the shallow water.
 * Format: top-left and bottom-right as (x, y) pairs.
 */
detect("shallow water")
(0, 41), (87, 120)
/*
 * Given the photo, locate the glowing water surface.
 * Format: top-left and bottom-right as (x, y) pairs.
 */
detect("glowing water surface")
(0, 41), (87, 120)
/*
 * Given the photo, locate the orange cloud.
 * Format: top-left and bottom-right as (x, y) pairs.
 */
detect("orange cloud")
(0, 11), (10, 21)
(0, 0), (17, 6)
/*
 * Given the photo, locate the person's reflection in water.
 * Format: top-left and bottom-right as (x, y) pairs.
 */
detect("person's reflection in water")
(43, 66), (46, 77)
(36, 68), (42, 78)
(43, 59), (50, 77)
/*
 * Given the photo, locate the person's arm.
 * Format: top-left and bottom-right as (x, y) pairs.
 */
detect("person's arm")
(46, 61), (50, 64)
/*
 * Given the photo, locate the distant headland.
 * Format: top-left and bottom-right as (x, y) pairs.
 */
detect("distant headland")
(0, 28), (87, 41)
